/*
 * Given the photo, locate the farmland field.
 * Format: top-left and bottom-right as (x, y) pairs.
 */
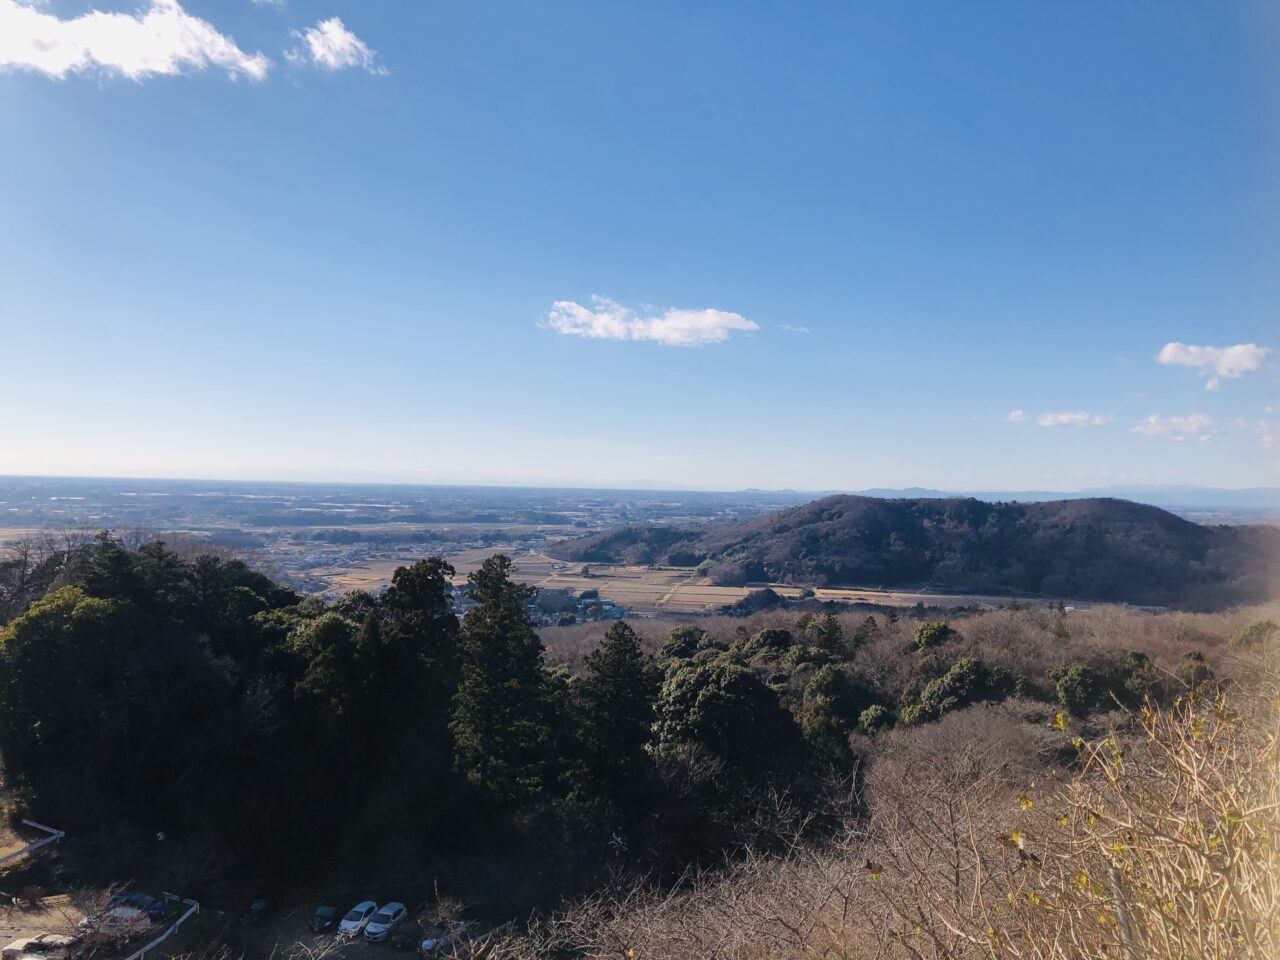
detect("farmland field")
(441, 548), (1057, 614)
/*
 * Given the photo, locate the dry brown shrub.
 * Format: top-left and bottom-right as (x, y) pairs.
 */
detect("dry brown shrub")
(519, 656), (1279, 960)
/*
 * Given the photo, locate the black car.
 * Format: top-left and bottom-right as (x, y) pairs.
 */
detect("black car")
(390, 925), (420, 951)
(309, 905), (338, 933)
(240, 900), (270, 926)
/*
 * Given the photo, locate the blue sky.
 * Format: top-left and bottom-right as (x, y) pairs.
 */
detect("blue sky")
(1, 0), (1277, 491)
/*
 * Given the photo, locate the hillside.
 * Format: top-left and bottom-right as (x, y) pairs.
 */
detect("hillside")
(548, 496), (1280, 608)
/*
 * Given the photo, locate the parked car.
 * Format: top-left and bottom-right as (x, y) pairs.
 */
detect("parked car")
(77, 908), (151, 940)
(308, 905), (338, 933)
(239, 900), (270, 926)
(389, 925), (419, 951)
(337, 901), (378, 939)
(100, 892), (165, 924)
(77, 891), (164, 939)
(3, 934), (81, 960)
(363, 903), (407, 943)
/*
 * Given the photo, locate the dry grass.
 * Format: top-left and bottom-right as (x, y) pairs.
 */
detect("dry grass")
(514, 645), (1279, 959)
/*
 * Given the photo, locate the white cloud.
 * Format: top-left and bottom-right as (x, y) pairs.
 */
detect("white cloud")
(780, 324), (810, 334)
(289, 17), (383, 73)
(545, 296), (758, 347)
(1037, 411), (1109, 428)
(1257, 420), (1279, 448)
(1157, 341), (1271, 390)
(1132, 414), (1221, 442)
(0, 0), (269, 80)
(1004, 409), (1026, 423)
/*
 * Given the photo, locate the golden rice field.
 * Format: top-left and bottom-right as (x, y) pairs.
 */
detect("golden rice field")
(337, 546), (1044, 614)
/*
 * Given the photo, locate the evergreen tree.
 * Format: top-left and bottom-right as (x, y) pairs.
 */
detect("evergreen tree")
(799, 664), (858, 763)
(654, 659), (801, 773)
(451, 555), (551, 808)
(380, 558), (459, 676)
(577, 622), (659, 797)
(811, 613), (844, 653)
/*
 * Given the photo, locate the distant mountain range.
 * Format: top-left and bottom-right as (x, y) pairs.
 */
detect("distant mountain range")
(846, 486), (1280, 513)
(549, 495), (1280, 609)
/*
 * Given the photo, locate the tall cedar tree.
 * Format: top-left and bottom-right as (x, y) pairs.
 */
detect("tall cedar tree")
(377, 558), (460, 738)
(577, 621), (660, 798)
(450, 555), (552, 808)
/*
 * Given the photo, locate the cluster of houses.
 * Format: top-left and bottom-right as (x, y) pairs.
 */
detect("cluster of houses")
(448, 581), (627, 626)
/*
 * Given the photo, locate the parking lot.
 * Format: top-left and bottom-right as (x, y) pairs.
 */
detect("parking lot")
(0, 819), (521, 960)
(0, 897), (84, 958)
(207, 904), (486, 960)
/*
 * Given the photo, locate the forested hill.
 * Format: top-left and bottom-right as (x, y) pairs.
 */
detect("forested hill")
(548, 496), (1280, 608)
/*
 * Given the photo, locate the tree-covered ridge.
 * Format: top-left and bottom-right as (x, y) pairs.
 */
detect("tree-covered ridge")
(0, 536), (813, 885)
(549, 495), (1280, 608)
(0, 534), (1271, 899)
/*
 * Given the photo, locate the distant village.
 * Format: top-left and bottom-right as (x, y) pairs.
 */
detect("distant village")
(450, 579), (628, 626)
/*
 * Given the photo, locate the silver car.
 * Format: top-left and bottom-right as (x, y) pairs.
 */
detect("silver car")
(363, 903), (407, 943)
(337, 901), (378, 939)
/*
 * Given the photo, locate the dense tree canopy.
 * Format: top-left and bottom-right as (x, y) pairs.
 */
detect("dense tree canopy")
(451, 555), (553, 809)
(0, 534), (1235, 893)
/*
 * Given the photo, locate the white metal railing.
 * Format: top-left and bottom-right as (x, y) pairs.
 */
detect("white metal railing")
(0, 819), (65, 867)
(117, 894), (200, 960)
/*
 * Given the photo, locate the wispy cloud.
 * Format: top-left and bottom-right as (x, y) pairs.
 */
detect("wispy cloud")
(1038, 411), (1109, 428)
(1157, 341), (1271, 390)
(1132, 414), (1220, 442)
(780, 324), (810, 334)
(1257, 420), (1279, 448)
(1004, 409), (1026, 423)
(545, 296), (758, 347)
(288, 17), (383, 73)
(0, 0), (269, 80)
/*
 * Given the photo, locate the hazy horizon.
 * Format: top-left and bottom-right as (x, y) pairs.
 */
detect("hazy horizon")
(2, 471), (1277, 501)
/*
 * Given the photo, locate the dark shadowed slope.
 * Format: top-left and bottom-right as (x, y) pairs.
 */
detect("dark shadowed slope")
(549, 496), (1280, 608)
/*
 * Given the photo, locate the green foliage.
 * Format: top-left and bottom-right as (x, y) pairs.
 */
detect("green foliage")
(576, 622), (660, 799)
(1114, 651), (1157, 706)
(661, 624), (707, 660)
(9, 527), (1256, 895)
(654, 660), (801, 772)
(731, 628), (794, 663)
(913, 620), (954, 652)
(290, 611), (359, 715)
(799, 664), (867, 762)
(0, 573), (287, 868)
(1231, 619), (1278, 651)
(801, 613), (844, 654)
(1051, 662), (1101, 714)
(1175, 650), (1213, 690)
(858, 703), (892, 734)
(451, 555), (552, 808)
(901, 656), (1010, 725)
